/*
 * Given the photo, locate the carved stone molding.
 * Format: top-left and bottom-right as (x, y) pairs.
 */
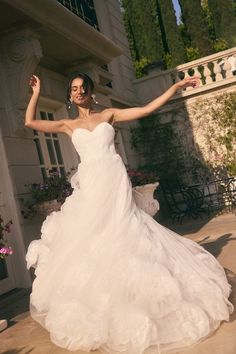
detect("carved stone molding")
(0, 29), (43, 135)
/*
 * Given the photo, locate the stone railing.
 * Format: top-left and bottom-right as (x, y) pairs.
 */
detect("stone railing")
(174, 47), (236, 90)
(133, 47), (236, 104)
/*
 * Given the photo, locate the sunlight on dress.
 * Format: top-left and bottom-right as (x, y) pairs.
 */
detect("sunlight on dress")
(26, 122), (233, 354)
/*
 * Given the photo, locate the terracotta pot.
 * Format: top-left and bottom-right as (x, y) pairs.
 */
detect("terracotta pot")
(132, 182), (160, 217)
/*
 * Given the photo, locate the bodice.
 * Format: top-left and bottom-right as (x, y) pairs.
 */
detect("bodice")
(71, 122), (117, 162)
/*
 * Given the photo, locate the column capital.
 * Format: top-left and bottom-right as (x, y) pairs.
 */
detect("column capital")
(0, 28), (43, 135)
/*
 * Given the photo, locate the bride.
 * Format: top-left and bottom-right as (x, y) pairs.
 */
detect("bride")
(25, 73), (233, 354)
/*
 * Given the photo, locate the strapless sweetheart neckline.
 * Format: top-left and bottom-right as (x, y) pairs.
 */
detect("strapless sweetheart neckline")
(71, 121), (113, 139)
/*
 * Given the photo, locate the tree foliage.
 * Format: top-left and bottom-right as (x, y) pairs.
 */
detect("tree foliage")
(157, 0), (186, 67)
(122, 0), (164, 63)
(122, 0), (235, 78)
(178, 0), (213, 56)
(208, 0), (236, 48)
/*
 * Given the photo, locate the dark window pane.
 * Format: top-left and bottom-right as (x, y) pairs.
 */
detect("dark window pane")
(40, 111), (47, 120)
(52, 133), (57, 138)
(54, 140), (63, 164)
(0, 259), (8, 280)
(33, 130), (38, 136)
(48, 113), (54, 121)
(46, 140), (56, 164)
(34, 138), (44, 164)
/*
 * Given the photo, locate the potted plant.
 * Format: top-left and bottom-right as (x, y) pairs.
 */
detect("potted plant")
(22, 169), (74, 218)
(0, 215), (13, 332)
(0, 216), (13, 259)
(127, 168), (160, 217)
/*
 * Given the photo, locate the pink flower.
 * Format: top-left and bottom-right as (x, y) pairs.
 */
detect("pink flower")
(0, 247), (13, 255)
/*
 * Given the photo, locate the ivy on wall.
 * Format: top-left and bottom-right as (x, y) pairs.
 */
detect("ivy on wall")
(131, 91), (236, 190)
(190, 91), (236, 177)
(130, 115), (186, 189)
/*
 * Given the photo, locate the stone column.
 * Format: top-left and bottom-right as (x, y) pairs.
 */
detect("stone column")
(0, 29), (44, 249)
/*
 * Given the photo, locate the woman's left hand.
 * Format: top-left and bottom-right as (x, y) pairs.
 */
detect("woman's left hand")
(176, 75), (200, 89)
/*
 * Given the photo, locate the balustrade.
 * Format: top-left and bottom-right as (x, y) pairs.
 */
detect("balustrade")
(175, 48), (236, 87)
(134, 48), (236, 104)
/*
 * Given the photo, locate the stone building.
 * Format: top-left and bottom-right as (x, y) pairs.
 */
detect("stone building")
(0, 0), (139, 295)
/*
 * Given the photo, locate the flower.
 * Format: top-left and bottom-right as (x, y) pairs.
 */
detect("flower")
(0, 216), (13, 259)
(22, 168), (75, 219)
(0, 247), (13, 255)
(127, 168), (157, 187)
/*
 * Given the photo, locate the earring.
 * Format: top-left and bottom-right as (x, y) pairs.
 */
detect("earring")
(91, 94), (98, 104)
(68, 97), (73, 109)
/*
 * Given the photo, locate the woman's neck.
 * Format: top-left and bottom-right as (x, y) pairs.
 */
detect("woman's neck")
(78, 106), (94, 120)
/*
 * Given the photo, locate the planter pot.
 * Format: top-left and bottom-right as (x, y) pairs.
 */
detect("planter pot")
(37, 199), (61, 216)
(132, 182), (160, 217)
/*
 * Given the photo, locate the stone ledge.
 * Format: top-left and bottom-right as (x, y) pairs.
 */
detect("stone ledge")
(0, 319), (7, 332)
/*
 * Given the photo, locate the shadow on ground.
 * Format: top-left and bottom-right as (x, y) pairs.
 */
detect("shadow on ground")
(161, 215), (213, 235)
(199, 233), (236, 258)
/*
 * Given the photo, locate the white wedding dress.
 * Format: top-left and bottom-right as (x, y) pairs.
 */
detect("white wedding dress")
(26, 122), (233, 354)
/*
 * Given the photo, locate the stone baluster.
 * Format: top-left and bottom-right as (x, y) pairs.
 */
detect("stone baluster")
(213, 60), (223, 82)
(192, 66), (203, 86)
(223, 56), (233, 79)
(183, 70), (192, 90)
(174, 71), (182, 85)
(203, 63), (212, 84)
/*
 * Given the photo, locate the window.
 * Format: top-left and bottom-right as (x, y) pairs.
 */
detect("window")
(34, 110), (66, 179)
(57, 0), (99, 30)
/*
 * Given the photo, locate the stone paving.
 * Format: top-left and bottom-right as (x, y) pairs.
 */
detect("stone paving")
(0, 213), (236, 354)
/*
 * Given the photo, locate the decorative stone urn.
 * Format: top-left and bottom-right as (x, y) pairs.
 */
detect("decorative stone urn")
(132, 182), (160, 217)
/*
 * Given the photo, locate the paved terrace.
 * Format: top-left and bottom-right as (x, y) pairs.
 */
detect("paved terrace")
(0, 213), (236, 354)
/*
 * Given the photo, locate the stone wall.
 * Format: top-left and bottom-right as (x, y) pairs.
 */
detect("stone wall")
(133, 47), (236, 186)
(139, 84), (236, 187)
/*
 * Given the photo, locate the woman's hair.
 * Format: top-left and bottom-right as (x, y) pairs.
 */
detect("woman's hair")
(66, 72), (94, 101)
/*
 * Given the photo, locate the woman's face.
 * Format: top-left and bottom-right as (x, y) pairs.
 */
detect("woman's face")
(70, 77), (91, 106)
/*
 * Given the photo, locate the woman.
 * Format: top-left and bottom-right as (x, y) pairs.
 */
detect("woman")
(25, 73), (233, 354)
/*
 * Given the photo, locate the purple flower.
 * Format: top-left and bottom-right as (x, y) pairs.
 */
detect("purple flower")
(0, 216), (13, 258)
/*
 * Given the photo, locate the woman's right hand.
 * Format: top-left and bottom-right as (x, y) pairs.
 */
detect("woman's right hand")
(29, 75), (40, 95)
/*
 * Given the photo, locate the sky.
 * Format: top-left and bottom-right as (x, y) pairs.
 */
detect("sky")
(172, 0), (182, 24)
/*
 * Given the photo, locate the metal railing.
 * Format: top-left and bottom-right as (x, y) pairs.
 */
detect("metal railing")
(57, 0), (99, 30)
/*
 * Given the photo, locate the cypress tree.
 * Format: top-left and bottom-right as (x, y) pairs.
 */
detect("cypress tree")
(157, 0), (186, 67)
(208, 0), (236, 47)
(178, 0), (213, 56)
(122, 0), (164, 62)
(122, 6), (140, 61)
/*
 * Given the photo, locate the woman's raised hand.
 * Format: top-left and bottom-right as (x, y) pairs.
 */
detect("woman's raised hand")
(29, 75), (40, 94)
(176, 75), (200, 89)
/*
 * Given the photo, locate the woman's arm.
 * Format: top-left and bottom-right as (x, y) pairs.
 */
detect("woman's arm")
(110, 76), (200, 123)
(25, 75), (69, 134)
